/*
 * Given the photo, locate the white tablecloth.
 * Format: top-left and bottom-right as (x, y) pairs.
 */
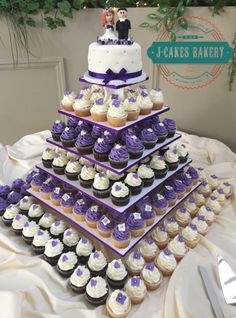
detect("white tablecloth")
(0, 130), (236, 318)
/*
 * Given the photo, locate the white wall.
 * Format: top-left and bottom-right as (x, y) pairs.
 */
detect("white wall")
(0, 8), (235, 150)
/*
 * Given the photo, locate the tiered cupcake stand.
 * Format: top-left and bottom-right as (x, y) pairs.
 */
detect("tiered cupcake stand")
(27, 82), (201, 257)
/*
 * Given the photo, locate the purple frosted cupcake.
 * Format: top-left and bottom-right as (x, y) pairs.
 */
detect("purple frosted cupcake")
(127, 212), (145, 237)
(139, 203), (155, 226)
(26, 169), (38, 184)
(50, 187), (65, 206)
(109, 144), (129, 169)
(60, 127), (77, 148)
(152, 122), (168, 143)
(102, 130), (117, 145)
(31, 173), (47, 192)
(93, 137), (112, 162)
(75, 130), (94, 154)
(67, 117), (79, 128)
(163, 118), (176, 137)
(152, 193), (168, 215)
(11, 178), (25, 192)
(186, 166), (199, 185)
(20, 183), (31, 196)
(97, 214), (114, 237)
(75, 120), (92, 134)
(0, 198), (8, 216)
(91, 125), (105, 139)
(139, 128), (157, 149)
(112, 223), (131, 249)
(51, 120), (66, 141)
(85, 205), (102, 228)
(73, 198), (90, 221)
(60, 193), (76, 213)
(0, 185), (11, 200)
(40, 179), (55, 200)
(7, 191), (23, 205)
(119, 128), (137, 144)
(170, 179), (186, 199)
(162, 185), (177, 207)
(125, 135), (144, 159)
(177, 172), (193, 191)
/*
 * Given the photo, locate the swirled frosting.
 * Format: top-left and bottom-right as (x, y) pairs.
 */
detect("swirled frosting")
(127, 212), (144, 230)
(111, 182), (129, 198)
(156, 249), (177, 271)
(109, 144), (129, 161)
(108, 290), (130, 315)
(106, 259), (127, 280)
(182, 224), (199, 241)
(164, 150), (179, 163)
(50, 220), (67, 236)
(107, 100), (126, 118)
(80, 165), (96, 181)
(193, 191), (205, 206)
(126, 251), (145, 271)
(22, 221), (39, 238)
(86, 276), (108, 298)
(3, 204), (19, 219)
(151, 225), (168, 242)
(112, 223), (130, 241)
(198, 205), (215, 223)
(12, 214), (28, 230)
(90, 98), (108, 113)
(123, 96), (140, 112)
(75, 130), (94, 147)
(207, 175), (219, 189)
(39, 212), (55, 229)
(42, 148), (55, 160)
(150, 155), (166, 170)
(175, 207), (191, 223)
(61, 127), (77, 140)
(52, 153), (68, 167)
(142, 263), (161, 283)
(168, 234), (187, 256)
(32, 229), (51, 246)
(76, 237), (94, 257)
(192, 216), (208, 232)
(93, 172), (110, 190)
(58, 252), (78, 270)
(139, 128), (157, 142)
(125, 276), (147, 299)
(137, 164), (154, 179)
(125, 173), (142, 187)
(88, 250), (107, 271)
(94, 137), (112, 154)
(73, 94), (91, 110)
(139, 237), (158, 257)
(176, 144), (188, 157)
(63, 228), (80, 247)
(206, 196), (222, 213)
(65, 160), (82, 174)
(183, 197), (197, 213)
(44, 238), (64, 257)
(28, 204), (44, 218)
(107, 170), (124, 181)
(164, 216), (179, 232)
(61, 91), (75, 106)
(19, 196), (34, 210)
(137, 91), (153, 109)
(70, 265), (91, 287)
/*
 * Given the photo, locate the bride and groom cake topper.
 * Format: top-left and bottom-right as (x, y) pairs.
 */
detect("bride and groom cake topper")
(100, 7), (131, 41)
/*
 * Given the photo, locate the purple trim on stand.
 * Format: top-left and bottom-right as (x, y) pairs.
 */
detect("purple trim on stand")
(47, 133), (181, 175)
(36, 158), (192, 214)
(27, 182), (201, 257)
(58, 106), (169, 134)
(79, 75), (149, 90)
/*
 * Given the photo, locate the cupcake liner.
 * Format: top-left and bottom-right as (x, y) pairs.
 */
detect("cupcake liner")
(40, 192), (51, 200)
(87, 264), (107, 277)
(142, 140), (157, 149)
(60, 138), (76, 148)
(140, 271), (163, 291)
(111, 235), (131, 249)
(111, 194), (130, 207)
(153, 167), (168, 179)
(12, 228), (23, 236)
(142, 176), (154, 187)
(62, 105), (74, 112)
(42, 159), (53, 168)
(31, 244), (45, 255)
(2, 217), (13, 227)
(107, 115), (127, 127)
(92, 187), (111, 199)
(79, 177), (94, 188)
(97, 227), (112, 238)
(179, 155), (189, 163)
(19, 208), (29, 216)
(139, 108), (152, 115)
(76, 145), (94, 155)
(51, 133), (62, 142)
(93, 150), (109, 162)
(70, 282), (87, 294)
(165, 161), (179, 171)
(22, 235), (34, 245)
(65, 171), (79, 181)
(52, 165), (66, 175)
(74, 108), (91, 117)
(90, 112), (107, 122)
(86, 291), (109, 306)
(126, 183), (143, 196)
(77, 255), (90, 265)
(183, 236), (200, 249)
(31, 184), (41, 192)
(44, 253), (61, 266)
(156, 135), (167, 143)
(106, 297), (131, 317)
(127, 149), (144, 159)
(107, 274), (128, 289)
(85, 218), (98, 229)
(127, 110), (140, 121)
(57, 265), (77, 277)
(109, 158), (129, 169)
(130, 227), (145, 237)
(166, 130), (176, 138)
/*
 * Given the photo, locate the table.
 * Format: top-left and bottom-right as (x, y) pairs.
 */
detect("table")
(0, 130), (236, 318)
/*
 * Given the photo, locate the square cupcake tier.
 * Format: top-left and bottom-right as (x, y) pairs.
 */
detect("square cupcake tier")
(47, 133), (181, 175)
(27, 182), (201, 256)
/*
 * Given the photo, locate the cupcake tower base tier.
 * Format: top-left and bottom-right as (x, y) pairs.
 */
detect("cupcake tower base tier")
(46, 133), (181, 175)
(27, 182), (201, 257)
(58, 105), (169, 134)
(36, 159), (192, 214)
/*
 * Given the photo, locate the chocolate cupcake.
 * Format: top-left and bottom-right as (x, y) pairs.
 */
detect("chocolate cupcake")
(109, 144), (129, 169)
(125, 135), (144, 159)
(93, 137), (112, 162)
(19, 196), (34, 215)
(57, 252), (78, 277)
(70, 265), (91, 293)
(65, 159), (82, 180)
(75, 120), (92, 135)
(44, 238), (64, 266)
(22, 221), (39, 244)
(92, 172), (111, 198)
(51, 120), (66, 141)
(164, 150), (179, 171)
(150, 155), (168, 178)
(12, 214), (28, 235)
(79, 164), (96, 188)
(60, 127), (77, 148)
(137, 164), (155, 187)
(38, 212), (56, 230)
(62, 228), (80, 252)
(111, 182), (130, 206)
(107, 170), (125, 185)
(52, 153), (68, 175)
(42, 148), (55, 168)
(50, 220), (67, 239)
(139, 128), (157, 149)
(28, 204), (44, 223)
(97, 214), (114, 238)
(106, 259), (128, 289)
(75, 237), (94, 264)
(91, 125), (105, 139)
(75, 130), (94, 155)
(87, 250), (108, 277)
(2, 204), (19, 226)
(85, 276), (109, 306)
(32, 229), (51, 254)
(176, 144), (189, 163)
(124, 173), (143, 195)
(67, 116), (79, 128)
(163, 118), (176, 138)
(152, 122), (168, 143)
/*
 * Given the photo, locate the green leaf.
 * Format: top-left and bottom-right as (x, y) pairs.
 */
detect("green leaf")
(170, 32), (176, 42)
(25, 17), (36, 27)
(139, 22), (150, 28)
(55, 17), (66, 27)
(73, 0), (84, 10)
(57, 1), (72, 18)
(27, 2), (39, 14)
(147, 13), (158, 19)
(44, 16), (57, 29)
(178, 5), (186, 15)
(158, 5), (170, 14)
(17, 17), (25, 25)
(43, 0), (56, 14)
(178, 18), (188, 30)
(164, 15), (172, 27)
(155, 21), (162, 31)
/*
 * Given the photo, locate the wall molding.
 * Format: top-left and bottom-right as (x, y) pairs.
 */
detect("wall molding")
(0, 57), (66, 104)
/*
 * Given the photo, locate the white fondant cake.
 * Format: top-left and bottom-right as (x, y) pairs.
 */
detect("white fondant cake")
(88, 42), (142, 74)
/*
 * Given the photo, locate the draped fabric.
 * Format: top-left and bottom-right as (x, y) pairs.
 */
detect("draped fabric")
(0, 130), (236, 318)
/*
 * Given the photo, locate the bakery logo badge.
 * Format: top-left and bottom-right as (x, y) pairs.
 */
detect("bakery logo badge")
(147, 16), (233, 89)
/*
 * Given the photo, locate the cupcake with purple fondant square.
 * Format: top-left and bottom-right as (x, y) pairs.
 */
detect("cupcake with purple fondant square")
(40, 178), (54, 200)
(162, 185), (177, 207)
(127, 212), (145, 237)
(7, 191), (23, 205)
(152, 193), (168, 215)
(97, 214), (114, 238)
(85, 205), (102, 228)
(60, 193), (76, 214)
(73, 198), (90, 222)
(50, 187), (65, 206)
(139, 203), (155, 226)
(112, 223), (131, 249)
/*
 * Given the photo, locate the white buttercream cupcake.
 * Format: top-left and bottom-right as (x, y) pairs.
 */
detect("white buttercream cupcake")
(61, 90), (75, 111)
(141, 262), (163, 290)
(87, 250), (108, 276)
(206, 174), (219, 190)
(86, 276), (108, 306)
(22, 221), (39, 244)
(182, 223), (200, 248)
(137, 91), (153, 115)
(183, 197), (198, 216)
(76, 237), (94, 264)
(63, 228), (80, 251)
(19, 196), (34, 214)
(125, 251), (145, 276)
(111, 182), (130, 206)
(206, 195), (222, 214)
(2, 204), (19, 226)
(73, 93), (91, 117)
(70, 265), (91, 293)
(212, 188), (226, 206)
(39, 212), (56, 230)
(106, 259), (128, 289)
(149, 88), (164, 110)
(57, 251), (78, 277)
(155, 248), (177, 276)
(32, 229), (51, 254)
(219, 181), (232, 198)
(175, 207), (191, 227)
(197, 205), (215, 225)
(151, 225), (169, 249)
(167, 234), (188, 261)
(44, 238), (64, 265)
(106, 289), (131, 318)
(193, 191), (205, 207)
(125, 276), (147, 304)
(139, 237), (158, 262)
(191, 216), (209, 235)
(107, 100), (127, 127)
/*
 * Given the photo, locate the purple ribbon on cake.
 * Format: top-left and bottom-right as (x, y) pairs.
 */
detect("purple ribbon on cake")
(88, 68), (142, 84)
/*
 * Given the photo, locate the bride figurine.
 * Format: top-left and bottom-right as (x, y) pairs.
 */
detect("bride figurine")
(98, 8), (118, 41)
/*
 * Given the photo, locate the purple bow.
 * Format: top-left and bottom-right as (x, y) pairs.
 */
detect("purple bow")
(103, 68), (128, 84)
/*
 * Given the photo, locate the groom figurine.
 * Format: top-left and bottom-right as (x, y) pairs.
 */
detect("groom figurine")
(116, 8), (131, 40)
